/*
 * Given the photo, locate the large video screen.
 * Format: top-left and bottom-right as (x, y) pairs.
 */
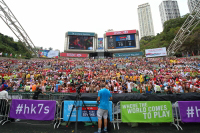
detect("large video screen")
(69, 36), (93, 50)
(107, 34), (136, 49)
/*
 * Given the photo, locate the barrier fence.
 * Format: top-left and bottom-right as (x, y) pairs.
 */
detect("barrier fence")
(8, 92), (72, 100)
(0, 98), (200, 131)
(0, 99), (11, 125)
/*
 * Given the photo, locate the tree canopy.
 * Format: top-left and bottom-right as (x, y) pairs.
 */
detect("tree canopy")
(140, 14), (200, 57)
(0, 33), (32, 58)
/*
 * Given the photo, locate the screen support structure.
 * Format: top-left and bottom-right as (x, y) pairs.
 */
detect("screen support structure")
(0, 0), (38, 57)
(167, 1), (200, 56)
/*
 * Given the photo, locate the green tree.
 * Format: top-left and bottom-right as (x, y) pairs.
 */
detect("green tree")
(140, 13), (200, 56)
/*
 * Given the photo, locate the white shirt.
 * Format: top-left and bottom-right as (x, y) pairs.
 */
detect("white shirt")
(0, 90), (8, 100)
(126, 82), (132, 90)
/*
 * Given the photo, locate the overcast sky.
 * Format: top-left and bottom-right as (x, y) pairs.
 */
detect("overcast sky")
(0, 0), (189, 52)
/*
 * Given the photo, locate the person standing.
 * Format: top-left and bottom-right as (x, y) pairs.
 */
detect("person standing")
(95, 84), (112, 133)
(126, 80), (132, 93)
(154, 83), (161, 93)
(0, 86), (8, 100)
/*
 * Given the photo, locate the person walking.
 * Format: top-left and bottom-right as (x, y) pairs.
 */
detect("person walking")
(95, 84), (112, 133)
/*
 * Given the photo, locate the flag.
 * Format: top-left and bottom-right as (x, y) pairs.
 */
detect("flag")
(192, 51), (195, 56)
(0, 52), (2, 56)
(10, 53), (12, 57)
(15, 54), (17, 57)
(5, 53), (8, 56)
(19, 54), (21, 57)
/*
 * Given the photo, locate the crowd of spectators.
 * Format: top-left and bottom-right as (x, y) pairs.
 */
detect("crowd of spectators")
(0, 57), (199, 95)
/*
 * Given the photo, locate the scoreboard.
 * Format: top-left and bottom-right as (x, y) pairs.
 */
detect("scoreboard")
(106, 30), (137, 49)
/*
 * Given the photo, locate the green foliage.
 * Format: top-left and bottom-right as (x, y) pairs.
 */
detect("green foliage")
(140, 13), (200, 56)
(0, 33), (33, 58)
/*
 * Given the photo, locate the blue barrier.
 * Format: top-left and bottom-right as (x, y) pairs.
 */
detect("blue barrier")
(63, 101), (112, 122)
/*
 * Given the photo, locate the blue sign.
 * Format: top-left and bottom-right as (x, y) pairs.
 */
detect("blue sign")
(98, 38), (104, 50)
(63, 101), (112, 122)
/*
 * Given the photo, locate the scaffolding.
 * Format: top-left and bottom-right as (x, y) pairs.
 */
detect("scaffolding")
(0, 0), (38, 57)
(167, 1), (200, 56)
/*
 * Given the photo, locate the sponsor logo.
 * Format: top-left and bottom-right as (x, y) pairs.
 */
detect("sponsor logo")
(77, 54), (82, 57)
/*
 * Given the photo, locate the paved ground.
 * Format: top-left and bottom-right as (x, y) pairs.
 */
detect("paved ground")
(1, 120), (200, 133)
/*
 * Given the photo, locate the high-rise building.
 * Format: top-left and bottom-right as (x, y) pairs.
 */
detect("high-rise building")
(159, 0), (181, 28)
(188, 0), (200, 13)
(138, 3), (155, 38)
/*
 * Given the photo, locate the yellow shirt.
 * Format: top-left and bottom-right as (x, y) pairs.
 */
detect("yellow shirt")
(140, 75), (144, 82)
(116, 73), (120, 77)
(26, 74), (30, 79)
(133, 76), (137, 81)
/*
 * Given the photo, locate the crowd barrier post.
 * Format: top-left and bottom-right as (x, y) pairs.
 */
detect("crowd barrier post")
(171, 102), (180, 130)
(174, 102), (183, 130)
(112, 103), (115, 130)
(0, 99), (11, 125)
(116, 102), (121, 130)
(54, 101), (64, 129)
(54, 101), (63, 129)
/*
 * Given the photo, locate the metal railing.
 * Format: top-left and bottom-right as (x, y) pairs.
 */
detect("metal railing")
(0, 99), (11, 125)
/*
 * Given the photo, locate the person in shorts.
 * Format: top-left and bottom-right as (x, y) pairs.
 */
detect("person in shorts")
(95, 84), (112, 133)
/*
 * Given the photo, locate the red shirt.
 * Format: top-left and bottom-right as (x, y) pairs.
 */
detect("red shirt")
(69, 87), (76, 93)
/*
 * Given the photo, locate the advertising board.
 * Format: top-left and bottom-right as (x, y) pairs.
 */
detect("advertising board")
(114, 52), (143, 57)
(106, 30), (136, 36)
(145, 47), (167, 57)
(120, 101), (173, 123)
(60, 53), (88, 58)
(68, 32), (95, 36)
(39, 50), (59, 58)
(63, 101), (112, 122)
(98, 38), (104, 50)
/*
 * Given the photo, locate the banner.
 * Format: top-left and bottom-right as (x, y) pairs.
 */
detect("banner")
(145, 47), (167, 57)
(63, 101), (112, 122)
(114, 52), (143, 57)
(39, 50), (59, 58)
(60, 53), (88, 58)
(47, 50), (59, 58)
(120, 101), (173, 123)
(98, 38), (104, 50)
(9, 99), (56, 121)
(106, 30), (136, 36)
(178, 101), (200, 122)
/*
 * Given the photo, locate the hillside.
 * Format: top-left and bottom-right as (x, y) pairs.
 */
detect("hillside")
(140, 14), (200, 57)
(0, 33), (32, 58)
